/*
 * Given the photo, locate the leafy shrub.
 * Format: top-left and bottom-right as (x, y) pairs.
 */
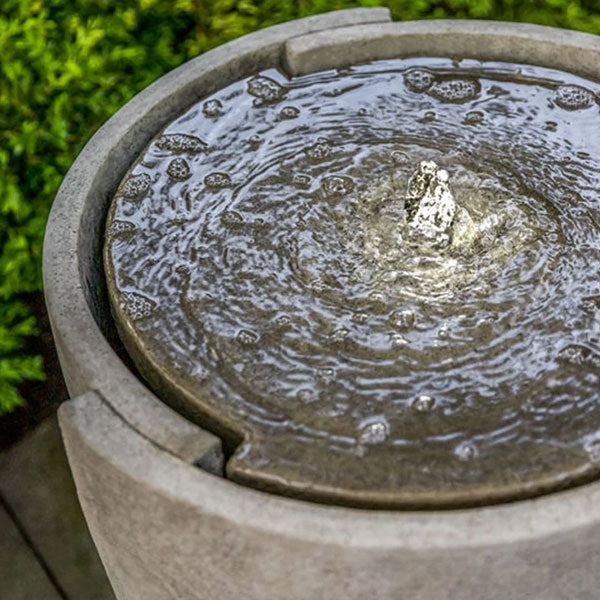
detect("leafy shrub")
(1, 0), (600, 414)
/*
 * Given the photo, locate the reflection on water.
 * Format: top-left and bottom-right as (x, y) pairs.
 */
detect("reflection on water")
(105, 57), (600, 506)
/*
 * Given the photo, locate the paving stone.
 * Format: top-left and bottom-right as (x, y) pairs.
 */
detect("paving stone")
(0, 503), (62, 600)
(0, 415), (115, 600)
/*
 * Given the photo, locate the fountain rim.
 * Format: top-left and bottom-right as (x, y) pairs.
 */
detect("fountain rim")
(44, 8), (600, 545)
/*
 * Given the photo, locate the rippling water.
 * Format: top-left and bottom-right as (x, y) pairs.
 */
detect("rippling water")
(105, 58), (600, 507)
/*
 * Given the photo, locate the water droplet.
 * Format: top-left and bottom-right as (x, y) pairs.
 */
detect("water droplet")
(119, 173), (151, 199)
(322, 175), (354, 198)
(404, 68), (435, 93)
(359, 417), (389, 445)
(280, 106), (299, 119)
(167, 157), (191, 181)
(455, 440), (478, 461)
(236, 329), (259, 346)
(221, 210), (243, 226)
(390, 309), (415, 330)
(428, 78), (481, 103)
(202, 99), (223, 117)
(247, 75), (286, 103)
(121, 291), (156, 320)
(156, 133), (207, 153)
(357, 107), (369, 116)
(205, 172), (232, 189)
(306, 138), (332, 162)
(554, 84), (595, 110)
(413, 395), (435, 412)
(464, 110), (484, 125)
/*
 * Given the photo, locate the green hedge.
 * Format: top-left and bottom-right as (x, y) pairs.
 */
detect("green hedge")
(2, 0), (600, 414)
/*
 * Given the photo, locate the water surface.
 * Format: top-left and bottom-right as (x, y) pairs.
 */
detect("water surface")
(105, 58), (600, 507)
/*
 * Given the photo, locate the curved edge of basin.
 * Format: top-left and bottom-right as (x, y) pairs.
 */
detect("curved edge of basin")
(42, 7), (392, 465)
(44, 11), (600, 599)
(60, 389), (600, 600)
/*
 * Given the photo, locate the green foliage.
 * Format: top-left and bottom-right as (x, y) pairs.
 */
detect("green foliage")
(1, 0), (600, 414)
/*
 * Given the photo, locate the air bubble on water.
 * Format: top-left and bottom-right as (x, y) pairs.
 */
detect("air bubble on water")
(391, 151), (410, 164)
(368, 291), (387, 306)
(221, 210), (243, 226)
(156, 133), (207, 154)
(297, 388), (318, 403)
(412, 395), (435, 412)
(322, 175), (354, 198)
(358, 416), (389, 445)
(331, 327), (350, 343)
(274, 314), (292, 327)
(404, 68), (436, 93)
(352, 312), (369, 324)
(247, 75), (286, 103)
(203, 99), (223, 117)
(119, 173), (151, 199)
(438, 325), (450, 340)
(205, 172), (232, 189)
(121, 291), (156, 321)
(317, 367), (335, 384)
(390, 333), (409, 348)
(390, 310), (416, 330)
(554, 85), (595, 110)
(584, 436), (600, 462)
(455, 440), (478, 461)
(292, 173), (311, 189)
(357, 107), (369, 116)
(167, 157), (191, 181)
(306, 138), (332, 162)
(280, 106), (299, 119)
(109, 220), (136, 236)
(248, 134), (263, 146)
(428, 78), (481, 104)
(464, 110), (484, 125)
(236, 329), (259, 346)
(544, 121), (558, 131)
(418, 111), (436, 122)
(558, 344), (600, 368)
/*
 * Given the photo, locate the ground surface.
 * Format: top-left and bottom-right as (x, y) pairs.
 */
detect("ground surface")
(0, 415), (115, 599)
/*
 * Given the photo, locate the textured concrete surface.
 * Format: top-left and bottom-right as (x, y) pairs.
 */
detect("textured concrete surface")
(283, 19), (600, 77)
(0, 416), (115, 600)
(61, 390), (600, 600)
(44, 11), (600, 600)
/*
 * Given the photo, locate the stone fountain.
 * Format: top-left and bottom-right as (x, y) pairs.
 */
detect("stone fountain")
(44, 8), (600, 599)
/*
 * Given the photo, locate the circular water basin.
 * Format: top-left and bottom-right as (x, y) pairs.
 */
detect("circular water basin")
(105, 57), (600, 507)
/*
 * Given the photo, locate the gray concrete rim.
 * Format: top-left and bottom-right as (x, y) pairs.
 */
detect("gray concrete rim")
(44, 9), (600, 555)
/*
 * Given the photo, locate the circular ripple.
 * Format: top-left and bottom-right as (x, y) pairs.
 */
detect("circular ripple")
(105, 59), (600, 507)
